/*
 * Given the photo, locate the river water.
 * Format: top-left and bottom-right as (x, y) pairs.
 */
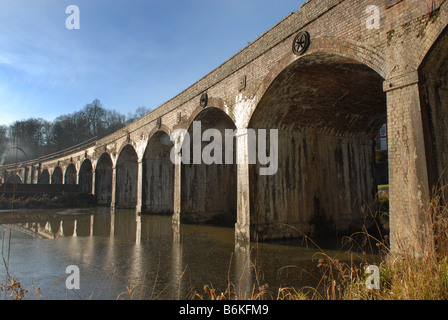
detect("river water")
(0, 207), (369, 300)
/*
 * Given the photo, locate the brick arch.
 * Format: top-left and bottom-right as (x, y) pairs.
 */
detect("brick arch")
(174, 104), (237, 155)
(308, 37), (385, 78)
(116, 143), (138, 160)
(64, 163), (77, 185)
(143, 126), (174, 160)
(417, 11), (448, 192)
(95, 152), (113, 205)
(146, 124), (172, 147)
(248, 37), (386, 129)
(93, 150), (112, 169)
(38, 169), (50, 184)
(51, 166), (63, 185)
(6, 174), (22, 184)
(416, 1), (448, 69)
(180, 106), (237, 227)
(142, 128), (175, 215)
(115, 144), (139, 209)
(184, 99), (235, 132)
(115, 138), (138, 164)
(247, 43), (387, 241)
(79, 159), (93, 193)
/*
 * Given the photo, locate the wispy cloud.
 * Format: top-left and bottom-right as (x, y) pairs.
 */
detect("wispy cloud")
(0, 56), (12, 65)
(0, 0), (304, 126)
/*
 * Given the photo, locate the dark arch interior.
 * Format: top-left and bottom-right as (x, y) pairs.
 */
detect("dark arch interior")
(39, 169), (50, 184)
(419, 26), (448, 194)
(6, 174), (22, 184)
(51, 167), (63, 185)
(143, 131), (174, 215)
(181, 107), (237, 227)
(249, 53), (387, 241)
(79, 159), (93, 193)
(95, 153), (113, 205)
(116, 145), (138, 209)
(65, 164), (77, 185)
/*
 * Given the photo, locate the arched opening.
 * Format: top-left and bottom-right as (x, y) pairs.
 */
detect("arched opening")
(65, 164), (77, 185)
(95, 153), (113, 205)
(116, 144), (138, 209)
(38, 169), (50, 184)
(51, 167), (63, 185)
(6, 174), (22, 184)
(79, 159), (93, 193)
(181, 107), (237, 227)
(142, 131), (174, 215)
(419, 25), (448, 195)
(249, 53), (387, 241)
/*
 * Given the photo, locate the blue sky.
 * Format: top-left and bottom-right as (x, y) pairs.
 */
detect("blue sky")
(0, 0), (305, 126)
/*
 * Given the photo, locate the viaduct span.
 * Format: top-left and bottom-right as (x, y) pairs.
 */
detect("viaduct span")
(2, 0), (448, 257)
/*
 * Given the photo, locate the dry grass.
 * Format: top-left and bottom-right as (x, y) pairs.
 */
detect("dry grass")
(0, 278), (28, 300)
(196, 183), (448, 301)
(305, 183), (448, 300)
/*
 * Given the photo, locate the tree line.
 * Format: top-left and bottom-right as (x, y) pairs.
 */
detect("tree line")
(0, 99), (150, 165)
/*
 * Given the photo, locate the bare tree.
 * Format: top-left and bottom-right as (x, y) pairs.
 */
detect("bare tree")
(6, 118), (51, 162)
(83, 99), (106, 137)
(3, 99), (150, 164)
(126, 106), (151, 124)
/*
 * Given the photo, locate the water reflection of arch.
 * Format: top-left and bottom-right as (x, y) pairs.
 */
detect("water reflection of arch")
(112, 209), (137, 239)
(5, 208), (146, 246)
(7, 207), (146, 244)
(91, 209), (113, 237)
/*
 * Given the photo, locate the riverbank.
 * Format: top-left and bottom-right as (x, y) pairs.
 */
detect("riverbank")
(0, 192), (96, 210)
(194, 186), (448, 300)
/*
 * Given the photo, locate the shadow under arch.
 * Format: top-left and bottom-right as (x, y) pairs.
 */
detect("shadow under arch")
(248, 51), (387, 242)
(418, 22), (448, 194)
(79, 159), (93, 193)
(142, 130), (174, 215)
(245, 37), (386, 129)
(180, 107), (237, 227)
(65, 163), (77, 185)
(95, 152), (113, 205)
(115, 144), (138, 209)
(5, 174), (22, 184)
(38, 169), (50, 184)
(51, 166), (63, 185)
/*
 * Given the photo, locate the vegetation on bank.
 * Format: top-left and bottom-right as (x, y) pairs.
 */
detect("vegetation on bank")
(0, 192), (96, 210)
(0, 279), (28, 300)
(2, 184), (448, 300)
(194, 185), (448, 301)
(0, 100), (151, 165)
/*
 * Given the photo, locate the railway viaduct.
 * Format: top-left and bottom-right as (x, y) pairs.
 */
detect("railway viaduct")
(2, 0), (448, 257)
